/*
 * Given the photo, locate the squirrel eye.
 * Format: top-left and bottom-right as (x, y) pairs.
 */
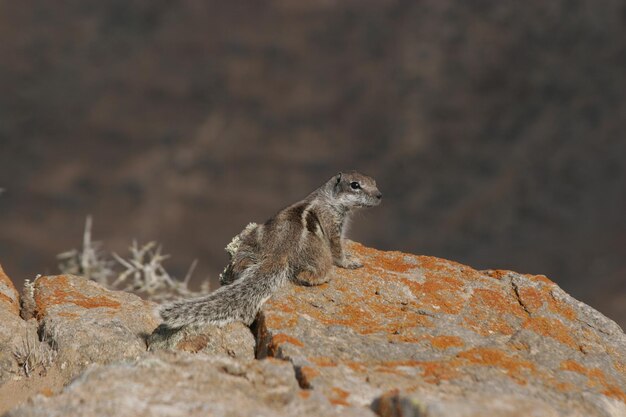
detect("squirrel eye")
(350, 182), (361, 190)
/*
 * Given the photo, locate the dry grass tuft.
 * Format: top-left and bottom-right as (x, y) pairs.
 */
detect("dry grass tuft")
(13, 330), (57, 378)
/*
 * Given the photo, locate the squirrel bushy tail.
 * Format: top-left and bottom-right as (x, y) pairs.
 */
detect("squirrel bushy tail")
(159, 261), (290, 329)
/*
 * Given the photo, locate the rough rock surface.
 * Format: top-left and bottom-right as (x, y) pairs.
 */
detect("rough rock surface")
(0, 264), (39, 385)
(6, 352), (371, 417)
(148, 322), (255, 360)
(0, 264), (20, 316)
(33, 274), (160, 379)
(257, 242), (626, 417)
(0, 316), (39, 385)
(3, 244), (626, 417)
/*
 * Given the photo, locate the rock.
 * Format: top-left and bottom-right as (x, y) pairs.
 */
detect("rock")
(33, 274), (160, 379)
(256, 242), (626, 417)
(0, 263), (20, 316)
(0, 311), (39, 385)
(7, 352), (372, 417)
(372, 390), (563, 417)
(4, 244), (626, 416)
(0, 264), (41, 385)
(148, 322), (255, 360)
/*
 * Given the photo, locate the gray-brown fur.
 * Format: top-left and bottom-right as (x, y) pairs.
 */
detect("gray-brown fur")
(159, 171), (382, 329)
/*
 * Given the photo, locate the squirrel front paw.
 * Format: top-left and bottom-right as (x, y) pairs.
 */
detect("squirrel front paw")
(337, 256), (363, 269)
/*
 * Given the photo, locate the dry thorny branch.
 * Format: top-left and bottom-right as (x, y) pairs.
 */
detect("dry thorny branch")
(57, 216), (114, 286)
(57, 216), (209, 302)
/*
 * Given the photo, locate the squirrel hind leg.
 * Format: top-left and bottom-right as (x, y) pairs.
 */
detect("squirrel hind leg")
(293, 258), (332, 286)
(294, 269), (330, 286)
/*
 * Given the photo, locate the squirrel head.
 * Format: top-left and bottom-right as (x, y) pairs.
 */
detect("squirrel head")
(331, 171), (382, 209)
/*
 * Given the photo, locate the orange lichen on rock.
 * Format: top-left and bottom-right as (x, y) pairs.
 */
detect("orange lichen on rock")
(458, 347), (537, 385)
(310, 356), (338, 367)
(39, 388), (55, 397)
(473, 288), (526, 318)
(373, 348), (538, 386)
(264, 308), (298, 328)
(0, 292), (18, 314)
(386, 333), (425, 344)
(482, 269), (513, 280)
(0, 264), (16, 290)
(464, 288), (525, 336)
(527, 274), (554, 286)
(331, 298), (433, 335)
(34, 275), (121, 318)
(560, 360), (626, 403)
(328, 387), (351, 406)
(560, 359), (589, 374)
(611, 354), (626, 377)
(297, 390), (311, 399)
(416, 256), (451, 274)
(370, 302), (435, 332)
(380, 360), (422, 367)
(57, 311), (79, 319)
(296, 366), (320, 389)
(400, 275), (465, 315)
(430, 335), (464, 349)
(375, 366), (411, 376)
(546, 293), (577, 321)
(266, 295), (296, 312)
(419, 256), (486, 287)
(266, 272), (433, 337)
(517, 286), (544, 311)
(299, 366), (320, 380)
(270, 333), (304, 347)
(0, 263), (20, 315)
(417, 360), (459, 383)
(351, 242), (417, 274)
(264, 246), (494, 339)
(345, 361), (367, 373)
(517, 284), (577, 321)
(522, 316), (577, 349)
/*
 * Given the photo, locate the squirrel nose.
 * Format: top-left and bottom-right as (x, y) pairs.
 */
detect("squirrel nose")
(376, 192), (383, 200)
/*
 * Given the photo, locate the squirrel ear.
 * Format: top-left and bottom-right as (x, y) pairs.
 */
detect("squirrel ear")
(336, 173), (342, 183)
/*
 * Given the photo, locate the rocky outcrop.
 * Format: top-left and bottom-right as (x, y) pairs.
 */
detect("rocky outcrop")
(2, 244), (625, 416)
(256, 242), (626, 417)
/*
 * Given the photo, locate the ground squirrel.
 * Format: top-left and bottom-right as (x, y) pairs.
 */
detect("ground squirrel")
(159, 171), (382, 329)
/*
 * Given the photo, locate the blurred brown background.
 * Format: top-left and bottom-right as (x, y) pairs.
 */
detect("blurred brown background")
(0, 1), (625, 327)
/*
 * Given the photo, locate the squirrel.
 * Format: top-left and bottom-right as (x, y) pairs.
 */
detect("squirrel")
(158, 171), (382, 329)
